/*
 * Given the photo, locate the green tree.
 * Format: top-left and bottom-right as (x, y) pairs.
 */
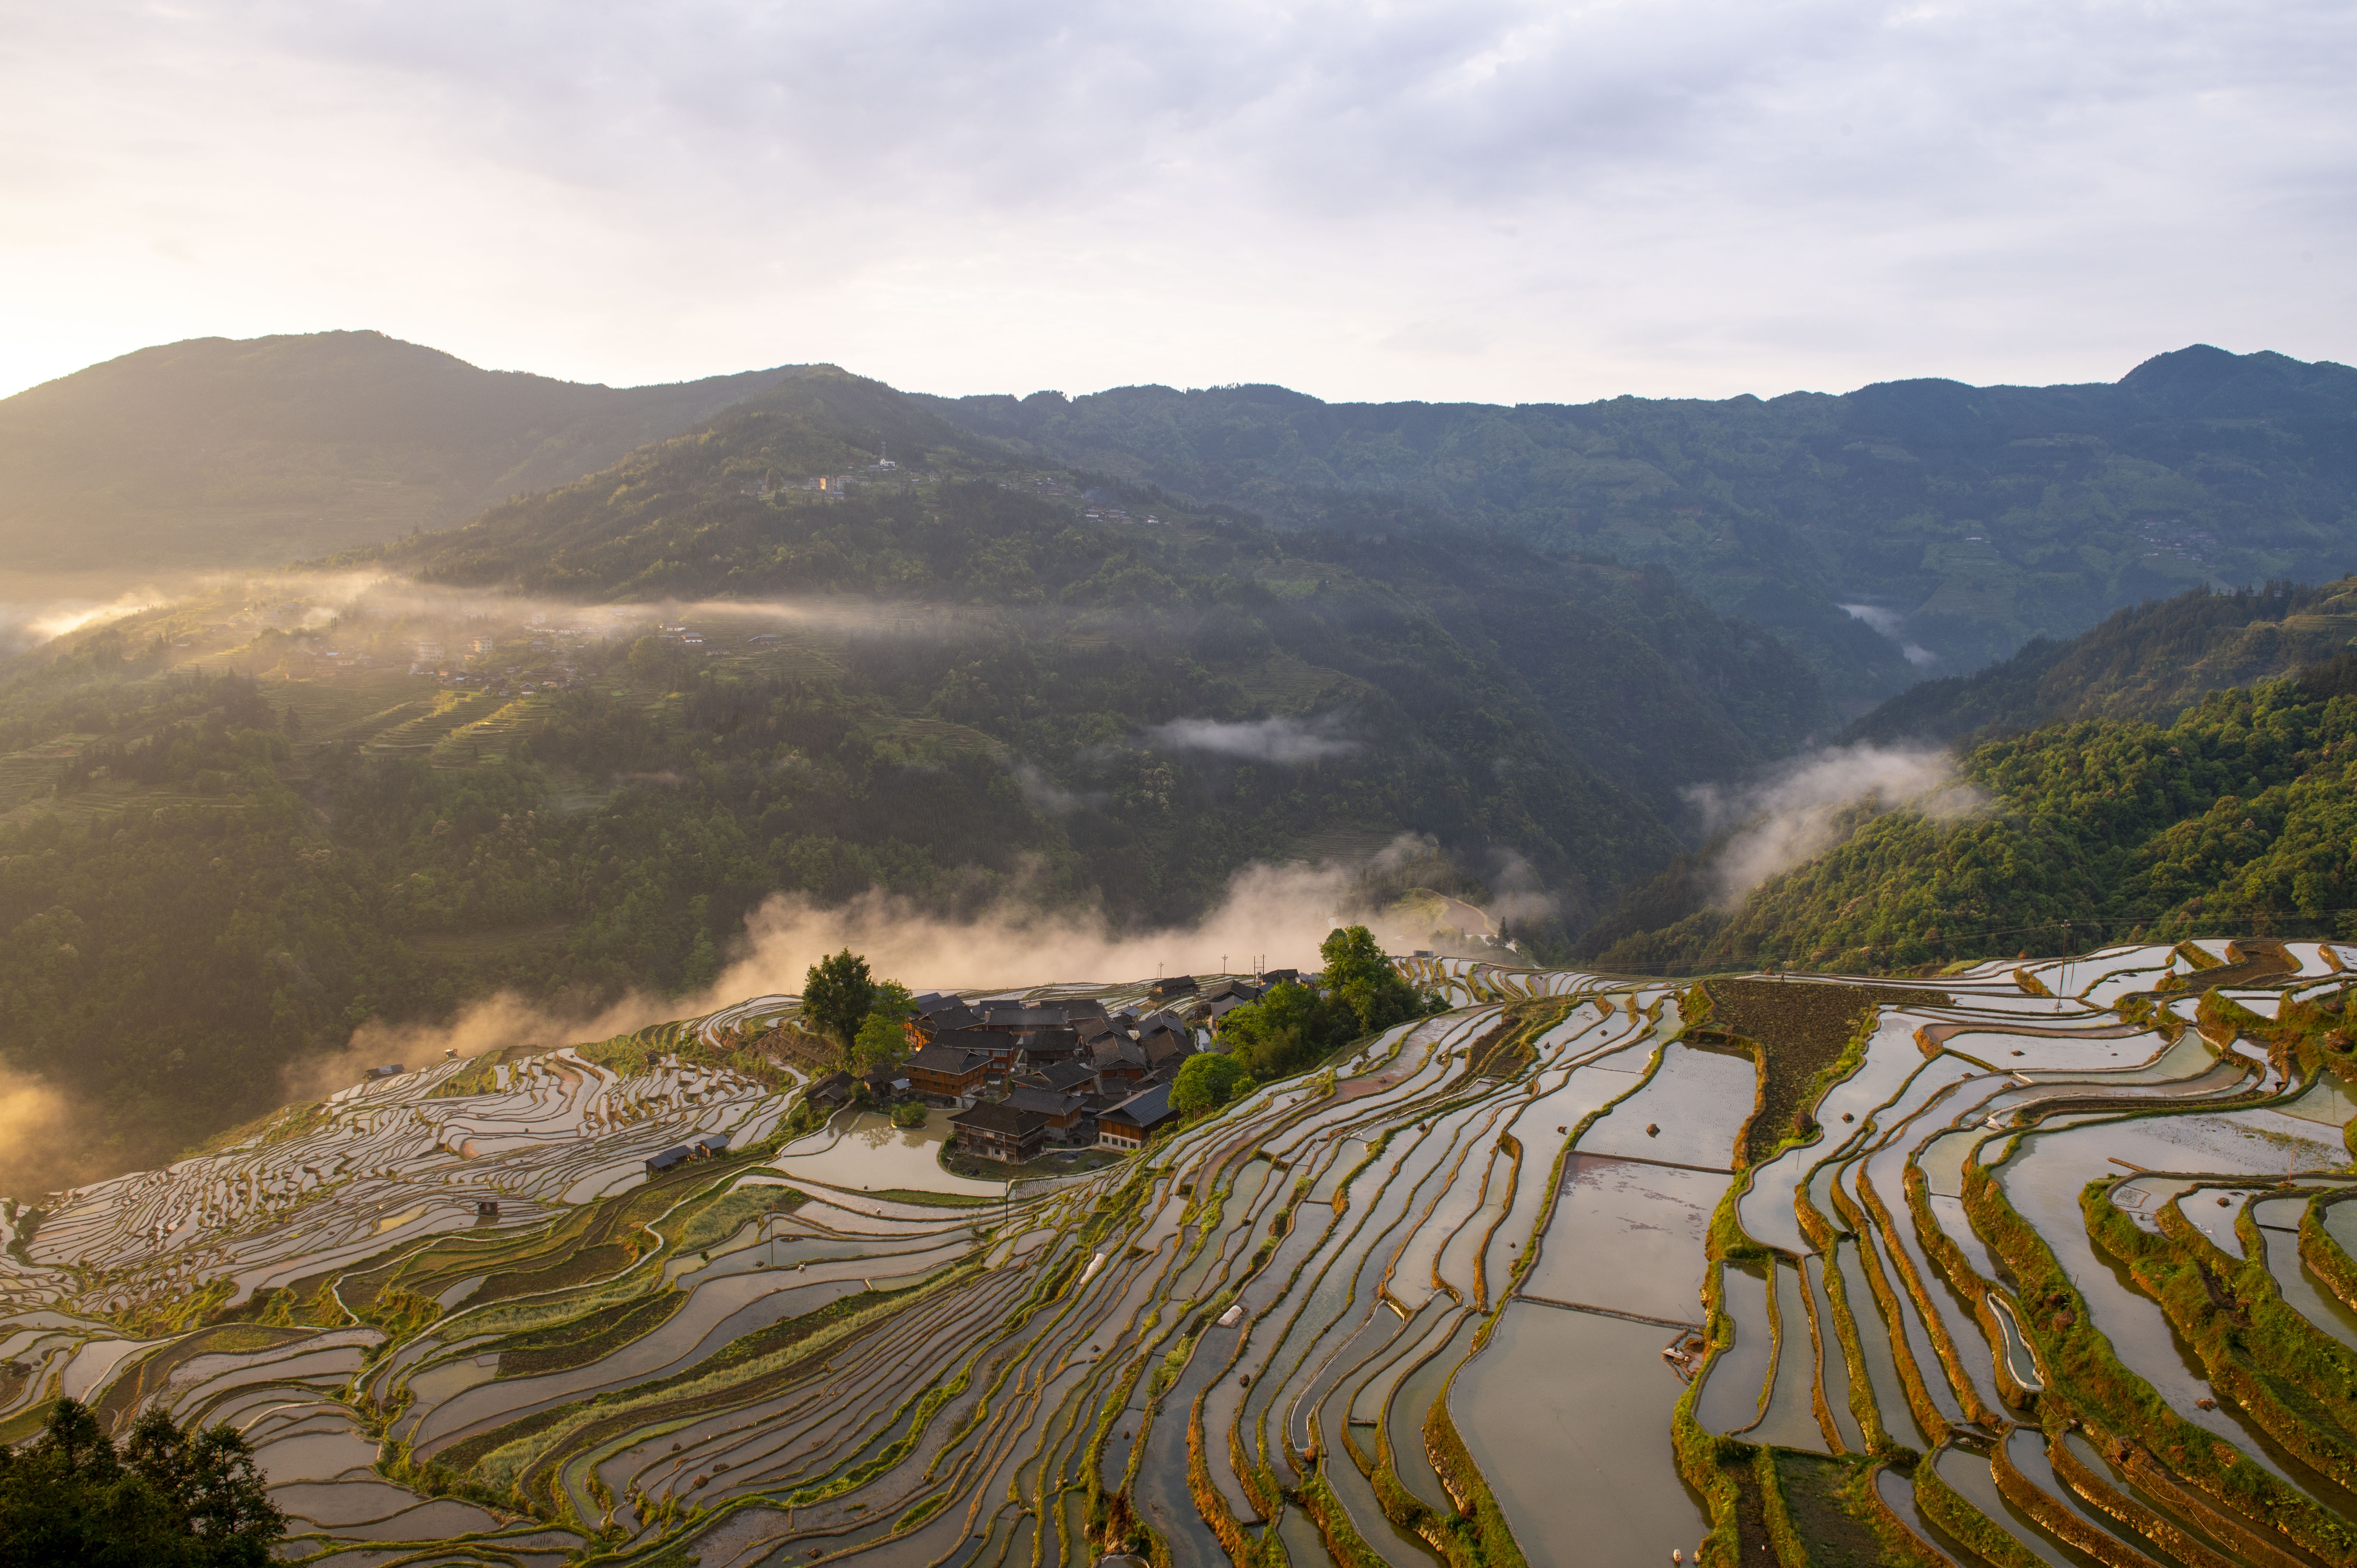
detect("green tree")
(0, 1398), (283, 1566)
(1319, 925), (1436, 1035)
(1216, 982), (1354, 1082)
(853, 980), (916, 1072)
(802, 950), (878, 1068)
(1171, 1051), (1256, 1117)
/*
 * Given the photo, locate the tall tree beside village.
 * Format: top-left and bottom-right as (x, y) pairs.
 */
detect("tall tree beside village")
(802, 950), (877, 1070)
(853, 981), (917, 1073)
(1216, 982), (1353, 1082)
(1319, 925), (1440, 1035)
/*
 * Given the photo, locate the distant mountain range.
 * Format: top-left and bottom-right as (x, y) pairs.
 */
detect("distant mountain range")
(0, 332), (798, 574)
(920, 345), (2357, 708)
(9, 332), (2357, 708)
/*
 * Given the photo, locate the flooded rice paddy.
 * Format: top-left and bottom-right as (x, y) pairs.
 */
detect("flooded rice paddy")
(4, 945), (2357, 1566)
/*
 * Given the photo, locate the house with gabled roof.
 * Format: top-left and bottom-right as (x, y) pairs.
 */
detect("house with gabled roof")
(1001, 1084), (1091, 1143)
(1135, 1018), (1194, 1070)
(1096, 1082), (1178, 1150)
(1014, 1059), (1098, 1098)
(949, 1101), (1047, 1164)
(908, 1044), (990, 1105)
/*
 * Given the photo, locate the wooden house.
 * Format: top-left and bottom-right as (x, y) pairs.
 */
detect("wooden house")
(949, 1102), (1047, 1164)
(1001, 1084), (1091, 1143)
(1096, 1082), (1178, 1150)
(908, 1045), (990, 1104)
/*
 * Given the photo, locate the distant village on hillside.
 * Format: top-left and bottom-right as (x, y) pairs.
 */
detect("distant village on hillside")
(802, 971), (1297, 1165)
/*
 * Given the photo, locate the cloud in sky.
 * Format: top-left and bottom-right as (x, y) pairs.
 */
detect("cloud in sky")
(0, 2), (2351, 405)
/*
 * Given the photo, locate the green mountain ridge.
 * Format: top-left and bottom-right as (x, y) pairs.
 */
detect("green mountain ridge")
(13, 329), (2357, 712)
(0, 330), (802, 576)
(1846, 576), (2357, 745)
(921, 343), (2357, 708)
(1585, 632), (2357, 975)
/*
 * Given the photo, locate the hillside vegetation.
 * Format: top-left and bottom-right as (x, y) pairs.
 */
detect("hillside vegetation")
(926, 344), (2357, 706)
(1848, 577), (2357, 745)
(1592, 650), (2357, 973)
(0, 369), (1832, 1192)
(0, 331), (796, 576)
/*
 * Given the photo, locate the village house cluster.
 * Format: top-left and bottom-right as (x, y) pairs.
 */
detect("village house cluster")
(804, 973), (1295, 1165)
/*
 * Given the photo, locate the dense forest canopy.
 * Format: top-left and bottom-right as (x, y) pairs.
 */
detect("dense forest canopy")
(923, 344), (2357, 708)
(1845, 576), (2357, 746)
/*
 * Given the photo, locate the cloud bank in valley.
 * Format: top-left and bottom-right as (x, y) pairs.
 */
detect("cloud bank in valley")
(1146, 715), (1357, 764)
(1688, 743), (1984, 904)
(0, 1069), (85, 1204)
(278, 854), (1370, 1120)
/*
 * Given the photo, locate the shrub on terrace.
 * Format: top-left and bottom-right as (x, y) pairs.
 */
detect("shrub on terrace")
(1217, 982), (1354, 1082)
(1171, 1052), (1256, 1117)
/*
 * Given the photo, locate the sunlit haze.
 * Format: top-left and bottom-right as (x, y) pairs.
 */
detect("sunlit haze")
(5, 0), (2353, 403)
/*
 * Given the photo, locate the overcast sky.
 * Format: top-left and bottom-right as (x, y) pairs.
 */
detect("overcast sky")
(3, 1), (2351, 406)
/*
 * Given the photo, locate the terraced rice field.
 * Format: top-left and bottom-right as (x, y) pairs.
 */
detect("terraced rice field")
(6, 945), (2357, 1568)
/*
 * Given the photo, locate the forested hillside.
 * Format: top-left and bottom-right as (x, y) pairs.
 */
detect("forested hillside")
(14, 330), (2353, 710)
(0, 367), (1831, 1191)
(0, 331), (795, 576)
(925, 344), (2357, 708)
(1589, 652), (2357, 974)
(1847, 576), (2357, 744)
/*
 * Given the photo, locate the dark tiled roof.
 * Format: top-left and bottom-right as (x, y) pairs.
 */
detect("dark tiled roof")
(1018, 1061), (1098, 1093)
(908, 1045), (986, 1074)
(981, 1007), (1070, 1029)
(1002, 1086), (1085, 1118)
(1137, 1023), (1193, 1065)
(1101, 1082), (1177, 1128)
(1090, 1036), (1147, 1068)
(950, 1102), (1047, 1136)
(932, 1028), (1011, 1055)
